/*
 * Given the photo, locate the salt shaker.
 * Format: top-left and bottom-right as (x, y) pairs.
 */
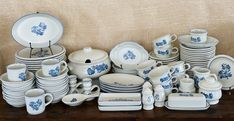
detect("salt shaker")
(68, 75), (78, 94)
(154, 85), (166, 107)
(82, 78), (92, 95)
(142, 88), (154, 110)
(142, 81), (153, 91)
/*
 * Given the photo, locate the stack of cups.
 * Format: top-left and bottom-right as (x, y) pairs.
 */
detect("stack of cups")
(152, 34), (178, 59)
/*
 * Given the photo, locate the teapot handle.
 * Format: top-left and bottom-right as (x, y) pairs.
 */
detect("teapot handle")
(210, 74), (218, 81)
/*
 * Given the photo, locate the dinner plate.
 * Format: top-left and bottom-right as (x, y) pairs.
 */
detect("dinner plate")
(99, 73), (144, 88)
(12, 13), (63, 48)
(100, 86), (142, 93)
(110, 41), (148, 69)
(180, 44), (215, 51)
(207, 55), (234, 90)
(100, 82), (142, 90)
(165, 101), (210, 110)
(178, 35), (219, 48)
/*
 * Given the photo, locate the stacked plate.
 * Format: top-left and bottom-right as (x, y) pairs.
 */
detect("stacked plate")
(1, 72), (35, 107)
(35, 67), (69, 103)
(111, 64), (137, 75)
(99, 73), (144, 93)
(15, 44), (66, 72)
(98, 93), (142, 111)
(149, 51), (179, 65)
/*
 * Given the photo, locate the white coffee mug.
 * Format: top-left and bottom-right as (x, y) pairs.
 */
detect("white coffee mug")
(190, 29), (208, 43)
(7, 63), (27, 81)
(168, 61), (190, 76)
(157, 79), (178, 96)
(154, 45), (178, 58)
(25, 88), (53, 115)
(179, 78), (195, 93)
(152, 34), (177, 47)
(41, 59), (67, 77)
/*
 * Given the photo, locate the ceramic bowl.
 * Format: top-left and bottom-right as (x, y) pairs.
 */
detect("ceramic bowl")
(1, 72), (34, 87)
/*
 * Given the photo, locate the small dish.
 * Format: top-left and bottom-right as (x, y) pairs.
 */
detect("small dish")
(62, 93), (99, 106)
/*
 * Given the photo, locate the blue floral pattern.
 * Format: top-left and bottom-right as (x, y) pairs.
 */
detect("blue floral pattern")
(123, 50), (136, 60)
(49, 66), (60, 77)
(31, 22), (47, 36)
(194, 76), (204, 88)
(160, 74), (170, 83)
(218, 64), (232, 79)
(87, 63), (108, 75)
(172, 68), (180, 75)
(70, 98), (77, 102)
(156, 40), (167, 46)
(157, 50), (169, 55)
(18, 72), (26, 81)
(154, 94), (160, 100)
(201, 92), (213, 99)
(143, 67), (154, 75)
(191, 36), (201, 43)
(162, 83), (173, 90)
(29, 99), (42, 111)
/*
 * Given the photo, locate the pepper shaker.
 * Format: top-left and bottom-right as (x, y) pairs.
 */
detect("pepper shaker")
(142, 88), (154, 110)
(154, 85), (166, 107)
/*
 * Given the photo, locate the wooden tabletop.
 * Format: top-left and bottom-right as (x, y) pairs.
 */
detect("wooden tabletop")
(0, 90), (233, 120)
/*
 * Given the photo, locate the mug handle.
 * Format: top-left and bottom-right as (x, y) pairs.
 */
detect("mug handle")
(172, 87), (179, 93)
(169, 67), (175, 75)
(170, 34), (177, 42)
(44, 93), (53, 107)
(171, 76), (178, 84)
(209, 74), (218, 81)
(60, 61), (68, 73)
(156, 61), (163, 67)
(184, 74), (190, 78)
(171, 47), (179, 54)
(184, 63), (191, 71)
(90, 85), (100, 94)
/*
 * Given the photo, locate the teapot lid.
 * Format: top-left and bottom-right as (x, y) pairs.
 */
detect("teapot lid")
(199, 74), (222, 90)
(68, 47), (108, 64)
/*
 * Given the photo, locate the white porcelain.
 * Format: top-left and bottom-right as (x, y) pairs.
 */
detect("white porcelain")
(142, 81), (153, 91)
(207, 55), (234, 90)
(41, 59), (67, 77)
(98, 105), (142, 111)
(191, 66), (211, 88)
(178, 35), (219, 48)
(12, 13), (63, 48)
(110, 41), (148, 69)
(36, 67), (68, 81)
(68, 75), (77, 85)
(165, 101), (209, 111)
(167, 93), (207, 108)
(99, 73), (144, 87)
(149, 51), (179, 61)
(154, 85), (165, 107)
(168, 61), (190, 76)
(142, 88), (154, 110)
(68, 47), (111, 79)
(179, 78), (195, 93)
(98, 93), (141, 106)
(152, 34), (177, 47)
(137, 60), (162, 81)
(25, 88), (53, 115)
(1, 72), (34, 87)
(198, 74), (222, 105)
(112, 64), (137, 75)
(7, 63), (27, 81)
(154, 45), (178, 58)
(100, 86), (142, 93)
(100, 83), (142, 90)
(62, 92), (99, 106)
(190, 29), (208, 43)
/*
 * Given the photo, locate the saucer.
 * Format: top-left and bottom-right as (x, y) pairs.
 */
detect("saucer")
(207, 55), (234, 90)
(149, 51), (179, 60)
(178, 35), (219, 48)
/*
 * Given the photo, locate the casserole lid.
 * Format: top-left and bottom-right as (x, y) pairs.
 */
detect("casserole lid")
(68, 47), (108, 64)
(199, 74), (222, 90)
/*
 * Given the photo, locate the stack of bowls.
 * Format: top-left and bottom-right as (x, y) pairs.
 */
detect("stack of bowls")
(15, 44), (66, 73)
(1, 72), (35, 107)
(35, 67), (69, 103)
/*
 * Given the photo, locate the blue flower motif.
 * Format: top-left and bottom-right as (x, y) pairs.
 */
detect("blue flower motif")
(29, 99), (42, 111)
(123, 50), (136, 60)
(49, 66), (60, 77)
(191, 37), (201, 42)
(201, 92), (213, 99)
(160, 74), (170, 83)
(218, 64), (232, 79)
(31, 22), (47, 36)
(18, 72), (26, 81)
(172, 68), (180, 75)
(194, 76), (204, 88)
(87, 63), (108, 75)
(70, 98), (77, 102)
(156, 40), (167, 46)
(157, 50), (169, 55)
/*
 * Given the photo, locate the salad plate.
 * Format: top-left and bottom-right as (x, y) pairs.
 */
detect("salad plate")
(165, 101), (210, 111)
(99, 73), (144, 88)
(12, 13), (63, 48)
(110, 41), (148, 69)
(178, 35), (219, 48)
(207, 55), (234, 90)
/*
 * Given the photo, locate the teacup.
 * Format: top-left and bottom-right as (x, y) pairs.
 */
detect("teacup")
(7, 63), (27, 81)
(152, 34), (177, 47)
(41, 59), (67, 77)
(179, 78), (195, 93)
(154, 45), (178, 58)
(190, 29), (208, 43)
(168, 61), (190, 76)
(136, 60), (162, 81)
(153, 79), (178, 96)
(192, 66), (211, 88)
(25, 88), (53, 115)
(174, 73), (190, 87)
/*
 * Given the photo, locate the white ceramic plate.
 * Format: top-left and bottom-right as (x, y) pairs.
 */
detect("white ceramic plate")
(178, 35), (219, 48)
(110, 41), (148, 69)
(98, 93), (141, 106)
(165, 101), (210, 111)
(100, 86), (142, 93)
(98, 105), (142, 111)
(100, 82), (142, 90)
(149, 51), (179, 61)
(99, 73), (144, 88)
(180, 44), (215, 51)
(12, 13), (63, 48)
(207, 55), (234, 89)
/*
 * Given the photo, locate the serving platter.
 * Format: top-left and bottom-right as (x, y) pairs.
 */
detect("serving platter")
(12, 13), (63, 48)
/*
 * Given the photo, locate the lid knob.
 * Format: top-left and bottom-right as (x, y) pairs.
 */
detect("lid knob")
(83, 47), (92, 53)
